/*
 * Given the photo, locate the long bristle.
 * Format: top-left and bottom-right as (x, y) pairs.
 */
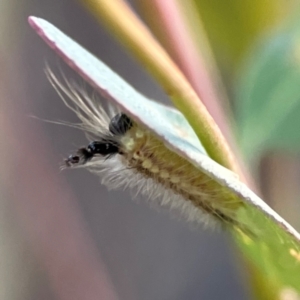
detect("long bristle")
(46, 67), (115, 140)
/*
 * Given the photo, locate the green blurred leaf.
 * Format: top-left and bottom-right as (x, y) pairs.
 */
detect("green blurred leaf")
(29, 17), (300, 298)
(193, 0), (296, 72)
(236, 19), (300, 162)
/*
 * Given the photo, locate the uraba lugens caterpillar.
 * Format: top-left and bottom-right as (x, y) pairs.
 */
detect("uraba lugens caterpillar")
(47, 69), (245, 232)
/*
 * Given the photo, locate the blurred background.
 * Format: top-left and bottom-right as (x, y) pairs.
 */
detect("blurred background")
(1, 0), (300, 299)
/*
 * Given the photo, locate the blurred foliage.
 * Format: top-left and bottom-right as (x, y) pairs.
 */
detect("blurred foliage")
(192, 0), (297, 73)
(235, 15), (300, 164)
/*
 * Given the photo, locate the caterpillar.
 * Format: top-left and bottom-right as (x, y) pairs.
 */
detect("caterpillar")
(47, 69), (244, 230)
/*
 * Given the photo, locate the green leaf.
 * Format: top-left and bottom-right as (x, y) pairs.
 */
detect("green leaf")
(236, 20), (300, 162)
(29, 17), (300, 296)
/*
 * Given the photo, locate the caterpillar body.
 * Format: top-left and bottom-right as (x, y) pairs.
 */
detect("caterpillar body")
(48, 70), (243, 230)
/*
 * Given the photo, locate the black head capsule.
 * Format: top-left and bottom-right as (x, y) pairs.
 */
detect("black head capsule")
(109, 113), (133, 135)
(65, 113), (133, 167)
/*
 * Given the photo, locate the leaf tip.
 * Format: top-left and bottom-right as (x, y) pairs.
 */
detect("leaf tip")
(28, 16), (38, 27)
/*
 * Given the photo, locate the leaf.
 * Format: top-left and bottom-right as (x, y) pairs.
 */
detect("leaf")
(236, 19), (300, 162)
(29, 17), (300, 296)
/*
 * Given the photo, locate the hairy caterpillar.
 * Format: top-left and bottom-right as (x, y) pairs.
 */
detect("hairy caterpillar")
(47, 69), (243, 230)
